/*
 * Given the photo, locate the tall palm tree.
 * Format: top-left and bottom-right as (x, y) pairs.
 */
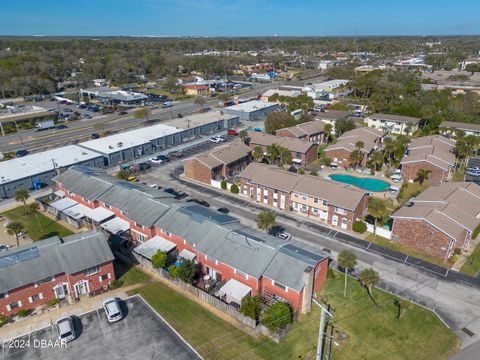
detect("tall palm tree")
(27, 202), (42, 231)
(350, 149), (364, 168)
(252, 146), (264, 162)
(370, 151), (384, 172)
(368, 198), (388, 235)
(14, 188), (30, 215)
(239, 129), (248, 140)
(279, 147), (292, 166)
(355, 141), (364, 151)
(416, 169), (432, 185)
(338, 250), (357, 298)
(323, 123), (333, 143)
(256, 210), (276, 232)
(359, 268), (381, 306)
(7, 222), (24, 247)
(266, 143), (282, 165)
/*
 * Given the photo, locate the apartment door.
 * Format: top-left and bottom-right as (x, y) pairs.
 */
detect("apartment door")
(280, 194), (286, 209)
(332, 215), (338, 227)
(54, 284), (68, 300)
(341, 218), (348, 230)
(75, 281), (89, 296)
(320, 210), (328, 220)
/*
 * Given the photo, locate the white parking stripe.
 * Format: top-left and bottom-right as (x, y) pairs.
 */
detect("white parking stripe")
(96, 309), (106, 336)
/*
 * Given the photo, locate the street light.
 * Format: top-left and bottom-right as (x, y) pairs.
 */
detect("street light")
(312, 298), (334, 360)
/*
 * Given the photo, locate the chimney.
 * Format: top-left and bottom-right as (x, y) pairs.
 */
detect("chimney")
(301, 266), (314, 314)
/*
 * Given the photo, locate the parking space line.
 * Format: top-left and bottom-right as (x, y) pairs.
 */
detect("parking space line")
(96, 309), (107, 336)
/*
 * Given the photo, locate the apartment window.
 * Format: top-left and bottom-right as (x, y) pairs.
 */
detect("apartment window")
(99, 273), (111, 282)
(30, 293), (43, 303)
(34, 276), (54, 287)
(135, 222), (143, 229)
(313, 198), (319, 204)
(322, 200), (328, 206)
(83, 265), (100, 276)
(294, 152), (302, 159)
(294, 193), (299, 199)
(273, 281), (287, 291)
(136, 233), (146, 243)
(312, 208), (319, 214)
(7, 301), (21, 311)
(0, 292), (7, 299)
(335, 207), (347, 215)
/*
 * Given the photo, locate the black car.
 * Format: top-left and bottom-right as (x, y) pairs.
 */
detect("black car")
(137, 162), (151, 171)
(163, 188), (178, 196)
(63, 108), (73, 113)
(177, 113), (183, 118)
(157, 155), (169, 162)
(175, 191), (188, 200)
(217, 207), (230, 214)
(55, 124), (68, 129)
(15, 149), (29, 157)
(91, 133), (100, 139)
(187, 198), (210, 208)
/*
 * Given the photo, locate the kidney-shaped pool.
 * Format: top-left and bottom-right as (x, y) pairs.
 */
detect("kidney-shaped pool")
(329, 174), (390, 192)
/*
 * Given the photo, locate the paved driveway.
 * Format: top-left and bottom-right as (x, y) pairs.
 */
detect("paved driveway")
(2, 295), (201, 360)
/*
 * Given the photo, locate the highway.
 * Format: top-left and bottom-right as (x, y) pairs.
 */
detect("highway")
(0, 82), (276, 154)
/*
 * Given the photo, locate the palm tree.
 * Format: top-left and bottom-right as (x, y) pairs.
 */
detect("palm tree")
(266, 143), (282, 165)
(355, 141), (364, 151)
(256, 210), (276, 232)
(14, 188), (30, 215)
(6, 222), (24, 247)
(279, 147), (292, 166)
(415, 169), (431, 185)
(368, 198), (388, 235)
(27, 202), (42, 231)
(239, 129), (248, 140)
(359, 268), (381, 306)
(252, 146), (264, 162)
(350, 149), (364, 168)
(370, 151), (384, 172)
(338, 250), (357, 298)
(323, 123), (333, 143)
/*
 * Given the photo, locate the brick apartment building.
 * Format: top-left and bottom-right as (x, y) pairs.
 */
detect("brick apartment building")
(391, 182), (480, 261)
(400, 135), (456, 186)
(276, 120), (326, 143)
(183, 141), (252, 184)
(247, 132), (318, 167)
(239, 163), (369, 231)
(53, 166), (329, 314)
(0, 231), (114, 316)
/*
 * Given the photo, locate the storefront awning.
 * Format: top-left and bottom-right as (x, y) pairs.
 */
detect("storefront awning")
(50, 197), (77, 211)
(179, 248), (196, 261)
(100, 217), (130, 235)
(133, 236), (177, 259)
(217, 279), (252, 305)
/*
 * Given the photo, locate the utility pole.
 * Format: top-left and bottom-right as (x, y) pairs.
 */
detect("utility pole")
(14, 120), (25, 148)
(313, 299), (334, 360)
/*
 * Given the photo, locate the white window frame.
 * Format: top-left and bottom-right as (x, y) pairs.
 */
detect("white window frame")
(83, 265), (100, 276)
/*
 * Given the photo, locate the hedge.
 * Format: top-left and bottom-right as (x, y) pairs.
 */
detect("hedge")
(352, 220), (367, 233)
(230, 184), (239, 194)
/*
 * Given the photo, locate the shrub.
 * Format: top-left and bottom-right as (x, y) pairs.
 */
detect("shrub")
(15, 309), (30, 318)
(453, 248), (462, 256)
(298, 168), (305, 175)
(109, 279), (124, 289)
(309, 170), (318, 176)
(220, 180), (227, 190)
(327, 267), (336, 279)
(472, 224), (480, 240)
(352, 220), (367, 233)
(262, 302), (292, 332)
(449, 255), (458, 263)
(240, 296), (261, 321)
(178, 260), (197, 283)
(0, 314), (9, 327)
(151, 250), (167, 269)
(230, 184), (239, 194)
(47, 298), (60, 307)
(287, 166), (297, 173)
(168, 265), (180, 278)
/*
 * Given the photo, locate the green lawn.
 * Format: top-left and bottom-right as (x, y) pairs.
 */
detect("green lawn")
(319, 272), (459, 360)
(397, 182), (428, 204)
(128, 273), (459, 360)
(452, 163), (466, 182)
(366, 234), (451, 269)
(114, 260), (151, 286)
(3, 206), (73, 241)
(460, 243), (480, 276)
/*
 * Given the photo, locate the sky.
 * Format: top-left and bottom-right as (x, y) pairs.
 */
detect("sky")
(0, 0), (479, 37)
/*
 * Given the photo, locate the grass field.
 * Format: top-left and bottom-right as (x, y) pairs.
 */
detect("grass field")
(366, 234), (451, 268)
(114, 260), (151, 286)
(460, 243), (480, 277)
(397, 182), (428, 204)
(128, 272), (459, 360)
(3, 206), (73, 241)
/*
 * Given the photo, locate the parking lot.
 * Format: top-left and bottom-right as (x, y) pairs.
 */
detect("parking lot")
(465, 157), (480, 184)
(2, 296), (201, 360)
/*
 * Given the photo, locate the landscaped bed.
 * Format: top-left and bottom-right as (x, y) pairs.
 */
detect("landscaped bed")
(128, 270), (459, 360)
(3, 206), (73, 241)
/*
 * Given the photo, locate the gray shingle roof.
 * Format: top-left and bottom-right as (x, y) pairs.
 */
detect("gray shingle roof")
(0, 231), (113, 293)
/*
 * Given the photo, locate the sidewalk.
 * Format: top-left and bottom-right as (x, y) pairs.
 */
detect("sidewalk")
(452, 238), (480, 272)
(0, 283), (143, 341)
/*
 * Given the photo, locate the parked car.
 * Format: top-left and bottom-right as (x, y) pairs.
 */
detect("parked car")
(217, 207), (230, 214)
(322, 248), (332, 254)
(15, 149), (28, 157)
(277, 232), (292, 241)
(0, 244), (10, 252)
(74, 111), (81, 116)
(84, 114), (93, 119)
(176, 191), (188, 200)
(163, 188), (178, 196)
(186, 198), (210, 207)
(227, 129), (239, 136)
(103, 298), (123, 323)
(63, 108), (73, 113)
(177, 113), (183, 118)
(137, 162), (151, 171)
(90, 133), (100, 139)
(78, 104), (87, 109)
(56, 317), (76, 342)
(209, 136), (222, 144)
(55, 124), (68, 130)
(149, 183), (161, 189)
(149, 155), (169, 164)
(119, 111), (128, 115)
(127, 176), (138, 182)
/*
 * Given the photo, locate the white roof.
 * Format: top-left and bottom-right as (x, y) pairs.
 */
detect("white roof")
(63, 203), (92, 220)
(54, 190), (65, 198)
(218, 278), (252, 303)
(79, 124), (180, 154)
(312, 79), (349, 91)
(85, 207), (115, 223)
(262, 89), (300, 98)
(225, 100), (277, 113)
(50, 197), (78, 211)
(134, 236), (177, 259)
(0, 145), (102, 184)
(179, 248), (196, 261)
(100, 217), (130, 235)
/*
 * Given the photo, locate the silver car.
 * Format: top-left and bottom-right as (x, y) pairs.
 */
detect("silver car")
(57, 316), (76, 342)
(103, 298), (123, 323)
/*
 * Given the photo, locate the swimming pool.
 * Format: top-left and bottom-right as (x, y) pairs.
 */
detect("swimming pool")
(329, 174), (390, 192)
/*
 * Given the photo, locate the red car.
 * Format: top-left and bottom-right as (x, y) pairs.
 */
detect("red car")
(228, 129), (239, 136)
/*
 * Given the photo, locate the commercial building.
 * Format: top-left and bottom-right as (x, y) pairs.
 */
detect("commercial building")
(224, 100), (278, 121)
(54, 166), (329, 314)
(260, 89), (301, 102)
(364, 113), (421, 135)
(276, 120), (326, 143)
(305, 80), (350, 100)
(80, 88), (147, 107)
(239, 163), (369, 231)
(0, 145), (104, 198)
(0, 231), (115, 316)
(440, 121), (480, 137)
(183, 141), (252, 185)
(400, 135), (456, 185)
(247, 132), (318, 167)
(183, 85), (210, 96)
(391, 182), (480, 261)
(324, 128), (384, 168)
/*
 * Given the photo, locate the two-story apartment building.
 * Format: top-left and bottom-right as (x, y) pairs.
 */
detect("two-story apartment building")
(183, 141), (252, 184)
(391, 182), (480, 261)
(400, 135), (456, 186)
(324, 127), (384, 167)
(440, 121), (480, 137)
(276, 120), (326, 143)
(247, 132), (318, 167)
(239, 163), (369, 231)
(364, 113), (421, 135)
(0, 231), (114, 316)
(315, 110), (350, 131)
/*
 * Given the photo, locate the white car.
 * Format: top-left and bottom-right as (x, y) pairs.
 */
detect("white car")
(209, 137), (222, 144)
(57, 316), (76, 342)
(278, 232), (292, 241)
(103, 298), (123, 323)
(149, 156), (164, 164)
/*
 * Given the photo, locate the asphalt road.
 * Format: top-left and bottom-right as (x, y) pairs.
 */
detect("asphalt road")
(1, 296), (201, 360)
(0, 82), (276, 154)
